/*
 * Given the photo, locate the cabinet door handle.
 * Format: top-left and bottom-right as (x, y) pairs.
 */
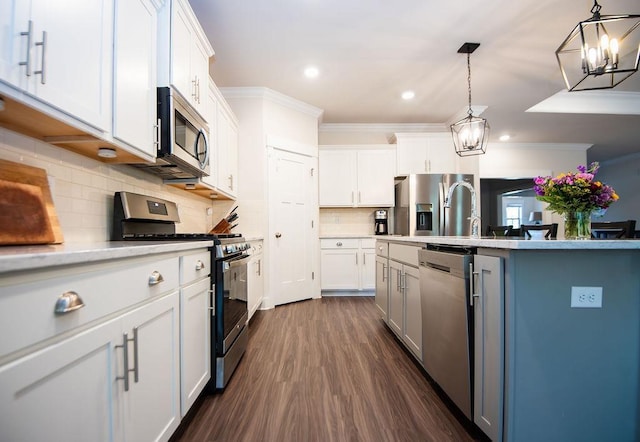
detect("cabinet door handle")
(148, 270), (165, 286)
(153, 118), (161, 151)
(363, 254), (366, 265)
(351, 191), (354, 204)
(470, 262), (480, 307)
(34, 30), (47, 84)
(132, 327), (139, 383)
(195, 260), (205, 271)
(356, 254), (358, 265)
(228, 175), (233, 190)
(54, 290), (85, 314)
(382, 263), (387, 282)
(257, 259), (261, 276)
(192, 76), (198, 101)
(19, 20), (33, 76)
(116, 332), (131, 391)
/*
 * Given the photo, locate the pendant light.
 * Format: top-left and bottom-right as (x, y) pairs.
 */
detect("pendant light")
(556, 0), (640, 91)
(450, 43), (489, 157)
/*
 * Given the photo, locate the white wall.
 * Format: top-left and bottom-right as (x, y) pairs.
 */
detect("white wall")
(0, 127), (216, 243)
(222, 87), (322, 238)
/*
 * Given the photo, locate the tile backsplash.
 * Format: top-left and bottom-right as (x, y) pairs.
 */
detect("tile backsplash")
(319, 207), (389, 236)
(0, 128), (219, 243)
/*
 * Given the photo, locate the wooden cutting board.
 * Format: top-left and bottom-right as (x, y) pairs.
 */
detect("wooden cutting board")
(0, 159), (63, 245)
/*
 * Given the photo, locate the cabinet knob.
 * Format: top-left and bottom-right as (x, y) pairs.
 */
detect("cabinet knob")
(54, 291), (85, 314)
(148, 270), (165, 286)
(275, 232), (282, 238)
(336, 242), (343, 247)
(195, 260), (205, 271)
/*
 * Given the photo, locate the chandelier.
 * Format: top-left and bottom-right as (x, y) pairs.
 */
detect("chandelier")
(556, 0), (640, 91)
(450, 43), (489, 157)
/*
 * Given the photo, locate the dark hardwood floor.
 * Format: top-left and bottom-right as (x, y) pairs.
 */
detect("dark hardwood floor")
(174, 297), (488, 442)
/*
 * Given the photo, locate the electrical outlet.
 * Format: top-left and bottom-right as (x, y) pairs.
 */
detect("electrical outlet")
(571, 286), (603, 308)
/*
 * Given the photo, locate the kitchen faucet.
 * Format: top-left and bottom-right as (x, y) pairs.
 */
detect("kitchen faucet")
(443, 181), (480, 238)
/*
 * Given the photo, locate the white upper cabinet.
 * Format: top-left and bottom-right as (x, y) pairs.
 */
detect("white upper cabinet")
(0, 0), (113, 131)
(319, 149), (357, 207)
(159, 0), (213, 119)
(319, 146), (396, 207)
(395, 132), (457, 175)
(202, 79), (239, 199)
(216, 100), (239, 198)
(113, 0), (159, 157)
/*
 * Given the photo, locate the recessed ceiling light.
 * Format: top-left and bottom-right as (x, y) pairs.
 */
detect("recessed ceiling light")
(401, 90), (415, 100)
(304, 66), (319, 78)
(499, 134), (511, 141)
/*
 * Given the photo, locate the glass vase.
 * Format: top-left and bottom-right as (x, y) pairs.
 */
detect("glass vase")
(564, 211), (591, 240)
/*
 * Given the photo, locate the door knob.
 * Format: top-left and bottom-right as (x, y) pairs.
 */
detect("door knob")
(275, 232), (282, 238)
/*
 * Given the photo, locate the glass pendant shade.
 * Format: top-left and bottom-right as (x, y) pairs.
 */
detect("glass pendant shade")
(556, 1), (640, 91)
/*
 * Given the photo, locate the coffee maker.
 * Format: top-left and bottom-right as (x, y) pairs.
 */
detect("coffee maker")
(374, 210), (389, 235)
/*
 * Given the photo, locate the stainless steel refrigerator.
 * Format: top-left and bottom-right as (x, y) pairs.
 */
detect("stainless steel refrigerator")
(394, 174), (474, 236)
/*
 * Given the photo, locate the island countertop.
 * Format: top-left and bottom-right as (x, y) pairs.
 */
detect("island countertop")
(376, 235), (640, 250)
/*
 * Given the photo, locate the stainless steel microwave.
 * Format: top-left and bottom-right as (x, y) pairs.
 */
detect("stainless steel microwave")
(135, 87), (210, 180)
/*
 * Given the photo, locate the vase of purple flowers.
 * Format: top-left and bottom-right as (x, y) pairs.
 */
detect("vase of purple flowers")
(533, 162), (619, 239)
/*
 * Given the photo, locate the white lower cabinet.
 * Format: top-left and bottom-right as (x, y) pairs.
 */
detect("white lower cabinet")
(375, 255), (389, 319)
(0, 247), (211, 442)
(248, 240), (264, 319)
(387, 243), (422, 361)
(0, 291), (180, 442)
(320, 237), (376, 292)
(179, 277), (211, 417)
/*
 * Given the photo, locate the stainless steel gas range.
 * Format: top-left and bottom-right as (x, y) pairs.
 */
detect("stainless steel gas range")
(112, 191), (248, 390)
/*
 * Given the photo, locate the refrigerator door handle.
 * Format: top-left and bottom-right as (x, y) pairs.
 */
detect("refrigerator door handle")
(438, 181), (446, 235)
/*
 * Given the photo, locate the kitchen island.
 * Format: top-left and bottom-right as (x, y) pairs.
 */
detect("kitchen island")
(376, 236), (640, 442)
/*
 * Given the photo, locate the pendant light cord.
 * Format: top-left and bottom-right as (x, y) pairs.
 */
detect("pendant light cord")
(467, 52), (473, 117)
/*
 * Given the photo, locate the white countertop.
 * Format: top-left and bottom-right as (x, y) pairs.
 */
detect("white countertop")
(376, 235), (640, 250)
(0, 241), (214, 274)
(319, 234), (376, 239)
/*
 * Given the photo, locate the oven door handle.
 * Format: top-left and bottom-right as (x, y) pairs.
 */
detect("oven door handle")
(223, 255), (251, 271)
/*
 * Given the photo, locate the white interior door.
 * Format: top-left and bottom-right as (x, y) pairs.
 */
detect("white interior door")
(268, 146), (316, 306)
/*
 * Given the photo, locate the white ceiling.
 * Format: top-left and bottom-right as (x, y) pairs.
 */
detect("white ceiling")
(189, 0), (640, 162)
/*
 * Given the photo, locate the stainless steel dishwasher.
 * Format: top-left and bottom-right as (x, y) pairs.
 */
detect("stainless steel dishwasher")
(418, 245), (475, 420)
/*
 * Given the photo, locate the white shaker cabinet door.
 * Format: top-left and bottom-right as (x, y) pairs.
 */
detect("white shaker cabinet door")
(357, 149), (395, 207)
(121, 292), (181, 442)
(318, 150), (357, 207)
(113, 0), (158, 157)
(180, 278), (211, 417)
(0, 317), (122, 442)
(28, 0), (112, 130)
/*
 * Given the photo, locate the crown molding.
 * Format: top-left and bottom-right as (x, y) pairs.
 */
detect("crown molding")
(319, 123), (447, 133)
(219, 87), (324, 120)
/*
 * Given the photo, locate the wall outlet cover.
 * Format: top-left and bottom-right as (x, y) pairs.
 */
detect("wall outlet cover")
(571, 286), (603, 308)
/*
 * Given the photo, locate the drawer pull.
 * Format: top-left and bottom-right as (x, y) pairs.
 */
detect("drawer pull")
(195, 260), (205, 271)
(54, 291), (85, 314)
(148, 271), (165, 286)
(336, 242), (343, 247)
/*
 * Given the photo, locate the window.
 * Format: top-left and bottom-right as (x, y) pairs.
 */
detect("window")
(505, 204), (523, 228)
